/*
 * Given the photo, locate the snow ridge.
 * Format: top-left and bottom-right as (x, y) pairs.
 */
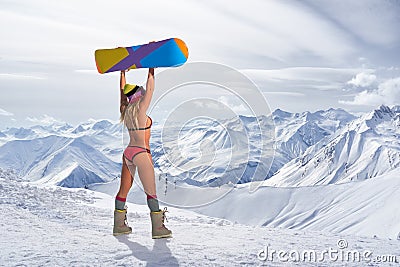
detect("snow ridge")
(264, 105), (400, 187)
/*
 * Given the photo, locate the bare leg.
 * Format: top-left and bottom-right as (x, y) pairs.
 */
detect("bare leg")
(132, 153), (156, 196)
(113, 158), (133, 236)
(117, 156), (135, 199)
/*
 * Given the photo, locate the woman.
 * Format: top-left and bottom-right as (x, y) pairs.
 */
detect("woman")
(113, 68), (172, 239)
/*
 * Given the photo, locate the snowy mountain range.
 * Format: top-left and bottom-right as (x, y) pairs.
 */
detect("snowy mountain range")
(0, 106), (398, 189)
(141, 107), (358, 187)
(264, 105), (400, 187)
(1, 105), (400, 241)
(0, 119), (123, 187)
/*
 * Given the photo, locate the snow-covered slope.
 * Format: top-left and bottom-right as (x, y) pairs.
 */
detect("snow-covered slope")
(196, 169), (400, 240)
(0, 119), (123, 158)
(0, 135), (120, 187)
(1, 169), (399, 266)
(273, 108), (355, 160)
(152, 115), (275, 186)
(152, 108), (355, 186)
(92, 167), (400, 240)
(264, 105), (400, 187)
(0, 119), (123, 187)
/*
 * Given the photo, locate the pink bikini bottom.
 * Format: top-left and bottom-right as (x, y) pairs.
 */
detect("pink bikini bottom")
(123, 146), (151, 162)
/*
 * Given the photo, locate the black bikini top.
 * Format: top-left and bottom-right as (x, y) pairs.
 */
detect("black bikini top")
(128, 116), (152, 131)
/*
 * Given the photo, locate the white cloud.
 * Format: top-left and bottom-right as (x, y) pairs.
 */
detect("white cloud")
(0, 108), (14, 116)
(347, 72), (377, 87)
(243, 67), (362, 83)
(74, 69), (99, 75)
(302, 0), (400, 46)
(0, 73), (46, 80)
(0, 0), (386, 70)
(264, 92), (305, 97)
(243, 67), (363, 94)
(1, 0), (399, 125)
(26, 114), (64, 125)
(341, 77), (400, 106)
(218, 95), (248, 114)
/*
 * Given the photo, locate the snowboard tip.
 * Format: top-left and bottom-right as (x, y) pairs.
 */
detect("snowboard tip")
(173, 38), (189, 59)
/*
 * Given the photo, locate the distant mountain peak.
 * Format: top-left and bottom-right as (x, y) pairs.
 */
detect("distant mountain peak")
(364, 105), (396, 126)
(375, 105), (393, 115)
(92, 120), (113, 131)
(272, 108), (292, 118)
(392, 105), (400, 113)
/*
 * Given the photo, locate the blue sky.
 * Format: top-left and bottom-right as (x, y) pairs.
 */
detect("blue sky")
(1, 0), (400, 127)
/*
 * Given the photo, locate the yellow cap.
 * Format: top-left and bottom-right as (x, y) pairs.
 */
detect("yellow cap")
(123, 84), (139, 95)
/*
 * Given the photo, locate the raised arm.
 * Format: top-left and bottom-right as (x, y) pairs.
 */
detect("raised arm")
(139, 68), (155, 112)
(119, 71), (128, 114)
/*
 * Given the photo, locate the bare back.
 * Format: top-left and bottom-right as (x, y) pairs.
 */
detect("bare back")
(126, 110), (152, 149)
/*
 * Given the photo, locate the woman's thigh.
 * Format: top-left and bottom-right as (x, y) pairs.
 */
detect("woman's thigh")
(132, 153), (156, 195)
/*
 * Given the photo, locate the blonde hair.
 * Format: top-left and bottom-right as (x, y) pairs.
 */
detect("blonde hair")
(120, 101), (140, 129)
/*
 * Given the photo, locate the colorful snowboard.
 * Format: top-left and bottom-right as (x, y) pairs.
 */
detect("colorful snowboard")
(95, 38), (188, 74)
